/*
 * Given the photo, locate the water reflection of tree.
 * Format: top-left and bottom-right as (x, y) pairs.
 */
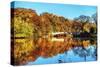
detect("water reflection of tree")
(92, 48), (97, 60)
(73, 44), (96, 61)
(73, 47), (88, 61)
(58, 55), (66, 63)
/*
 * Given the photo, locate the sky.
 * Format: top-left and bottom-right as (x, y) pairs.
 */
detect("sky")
(11, 1), (97, 19)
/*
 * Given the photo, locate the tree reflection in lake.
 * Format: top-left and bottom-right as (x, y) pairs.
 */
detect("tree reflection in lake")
(27, 37), (97, 65)
(73, 45), (97, 61)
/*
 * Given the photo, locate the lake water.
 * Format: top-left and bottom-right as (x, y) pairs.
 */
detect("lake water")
(27, 37), (97, 65)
